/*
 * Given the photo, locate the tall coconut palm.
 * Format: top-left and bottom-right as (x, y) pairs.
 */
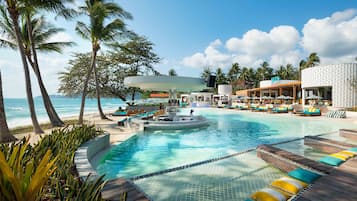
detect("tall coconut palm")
(0, 11), (74, 127)
(76, 0), (132, 124)
(0, 71), (16, 143)
(306, 52), (320, 68)
(2, 0), (43, 133)
(227, 62), (240, 83)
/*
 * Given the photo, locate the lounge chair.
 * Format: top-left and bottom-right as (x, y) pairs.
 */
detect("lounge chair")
(255, 106), (268, 112)
(272, 107), (288, 113)
(301, 107), (321, 116)
(239, 105), (249, 110)
(339, 129), (357, 141)
(112, 110), (128, 116)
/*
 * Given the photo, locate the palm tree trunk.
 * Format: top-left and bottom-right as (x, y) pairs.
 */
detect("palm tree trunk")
(78, 48), (97, 124)
(0, 71), (16, 143)
(93, 60), (108, 119)
(25, 14), (64, 127)
(7, 6), (43, 133)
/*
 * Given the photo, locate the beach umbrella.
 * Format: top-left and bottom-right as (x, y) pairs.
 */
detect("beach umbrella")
(251, 96), (260, 100)
(261, 96), (273, 100)
(306, 95), (322, 100)
(284, 96), (293, 100)
(276, 95), (286, 100)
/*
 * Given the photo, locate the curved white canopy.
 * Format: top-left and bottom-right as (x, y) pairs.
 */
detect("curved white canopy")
(124, 76), (208, 92)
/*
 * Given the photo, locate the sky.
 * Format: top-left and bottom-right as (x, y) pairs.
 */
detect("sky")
(1, 0), (357, 98)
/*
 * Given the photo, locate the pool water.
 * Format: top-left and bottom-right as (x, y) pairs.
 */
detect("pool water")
(95, 108), (356, 179)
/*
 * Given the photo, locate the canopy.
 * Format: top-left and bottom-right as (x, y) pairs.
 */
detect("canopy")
(124, 76), (208, 92)
(306, 95), (322, 100)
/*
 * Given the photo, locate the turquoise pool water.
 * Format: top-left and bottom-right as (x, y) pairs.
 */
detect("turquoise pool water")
(96, 108), (356, 179)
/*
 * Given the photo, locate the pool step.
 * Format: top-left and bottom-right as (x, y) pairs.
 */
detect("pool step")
(304, 135), (355, 154)
(339, 129), (357, 141)
(101, 178), (151, 201)
(256, 144), (333, 174)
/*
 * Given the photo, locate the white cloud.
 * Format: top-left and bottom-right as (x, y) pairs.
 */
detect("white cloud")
(301, 9), (357, 58)
(181, 9), (357, 70)
(226, 26), (300, 57)
(48, 32), (73, 43)
(181, 39), (232, 68)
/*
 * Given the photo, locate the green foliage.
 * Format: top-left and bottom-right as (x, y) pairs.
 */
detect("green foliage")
(0, 125), (106, 200)
(59, 36), (160, 104)
(202, 61), (300, 90)
(168, 68), (177, 76)
(0, 139), (57, 201)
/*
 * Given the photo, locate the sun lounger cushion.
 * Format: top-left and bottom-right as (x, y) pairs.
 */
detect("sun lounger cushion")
(330, 153), (350, 161)
(348, 147), (357, 153)
(251, 188), (289, 201)
(339, 150), (356, 157)
(319, 156), (344, 166)
(287, 168), (321, 184)
(270, 177), (307, 195)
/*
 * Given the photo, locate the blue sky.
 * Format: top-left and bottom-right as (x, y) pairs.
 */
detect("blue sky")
(1, 0), (357, 98)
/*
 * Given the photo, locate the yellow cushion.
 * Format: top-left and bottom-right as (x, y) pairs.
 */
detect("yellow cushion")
(270, 177), (307, 195)
(339, 150), (355, 157)
(330, 153), (350, 161)
(251, 188), (289, 201)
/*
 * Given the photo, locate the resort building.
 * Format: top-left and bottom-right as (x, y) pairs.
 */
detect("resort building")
(181, 92), (213, 107)
(236, 79), (302, 103)
(301, 63), (357, 108)
(235, 63), (357, 109)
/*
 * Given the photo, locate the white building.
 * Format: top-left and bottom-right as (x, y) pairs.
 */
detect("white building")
(301, 63), (357, 108)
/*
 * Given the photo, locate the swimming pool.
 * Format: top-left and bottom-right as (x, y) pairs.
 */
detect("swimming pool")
(95, 108), (356, 179)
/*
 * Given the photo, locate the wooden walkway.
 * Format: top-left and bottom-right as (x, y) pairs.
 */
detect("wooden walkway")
(304, 135), (356, 154)
(101, 178), (151, 201)
(256, 143), (357, 201)
(256, 144), (333, 174)
(294, 158), (357, 201)
(339, 129), (357, 141)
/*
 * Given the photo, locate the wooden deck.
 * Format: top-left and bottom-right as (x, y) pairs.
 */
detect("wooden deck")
(339, 129), (357, 141)
(294, 158), (357, 201)
(256, 143), (357, 201)
(304, 135), (356, 154)
(256, 144), (333, 174)
(101, 178), (151, 201)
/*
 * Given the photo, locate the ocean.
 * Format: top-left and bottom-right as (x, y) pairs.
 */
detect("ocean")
(4, 97), (126, 128)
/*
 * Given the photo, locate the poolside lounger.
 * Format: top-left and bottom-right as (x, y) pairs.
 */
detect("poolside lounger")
(272, 107), (289, 113)
(112, 110), (128, 116)
(302, 108), (321, 116)
(117, 118), (128, 127)
(339, 129), (357, 141)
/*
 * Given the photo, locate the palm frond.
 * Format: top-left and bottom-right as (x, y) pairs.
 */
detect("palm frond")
(36, 41), (75, 53)
(75, 21), (91, 40)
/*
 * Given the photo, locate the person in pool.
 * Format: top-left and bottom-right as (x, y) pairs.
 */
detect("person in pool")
(190, 109), (194, 118)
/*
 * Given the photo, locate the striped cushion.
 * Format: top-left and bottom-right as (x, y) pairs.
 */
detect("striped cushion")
(319, 156), (344, 166)
(270, 177), (307, 195)
(330, 153), (350, 161)
(251, 188), (289, 201)
(338, 150), (355, 157)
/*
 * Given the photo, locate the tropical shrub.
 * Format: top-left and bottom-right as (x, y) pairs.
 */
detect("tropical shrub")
(0, 125), (106, 201)
(0, 139), (57, 201)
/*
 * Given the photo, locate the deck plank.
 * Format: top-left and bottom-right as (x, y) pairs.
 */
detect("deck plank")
(101, 178), (151, 201)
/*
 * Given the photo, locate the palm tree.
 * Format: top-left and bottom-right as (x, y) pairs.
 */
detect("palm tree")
(215, 68), (227, 85)
(285, 64), (297, 80)
(168, 69), (177, 76)
(200, 67), (212, 81)
(227, 62), (240, 83)
(0, 71), (16, 143)
(306, 52), (320, 68)
(76, 0), (132, 124)
(2, 0), (43, 133)
(0, 11), (74, 127)
(276, 65), (287, 79)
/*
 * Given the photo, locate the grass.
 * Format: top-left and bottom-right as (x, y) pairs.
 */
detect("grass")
(10, 119), (88, 135)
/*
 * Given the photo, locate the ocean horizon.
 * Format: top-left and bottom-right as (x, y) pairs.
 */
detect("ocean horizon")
(4, 97), (126, 128)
